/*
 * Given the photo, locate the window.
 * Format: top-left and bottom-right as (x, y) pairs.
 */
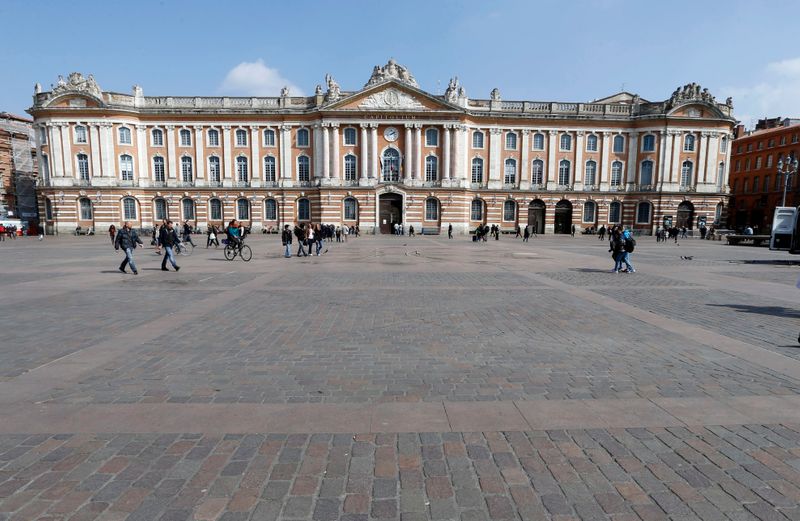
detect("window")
(236, 156), (248, 182)
(181, 156), (193, 183)
(794, 134), (799, 144)
(152, 129), (164, 146)
(505, 132), (517, 150)
(684, 134), (695, 152)
(753, 176), (759, 193)
(344, 154), (357, 181)
(532, 159), (544, 185)
(717, 163), (725, 190)
(297, 198), (310, 220)
(41, 154), (50, 179)
(744, 179), (749, 192)
(182, 199), (195, 220)
(264, 156), (276, 182)
(45, 198), (53, 220)
(343, 198), (357, 220)
(264, 199), (277, 220)
(746, 143), (753, 152)
(680, 160), (693, 186)
(755, 156), (762, 169)
(343, 127), (357, 146)
(426, 128), (439, 147)
(425, 198), (439, 221)
(613, 135), (625, 153)
(503, 200), (516, 222)
(758, 141), (764, 150)
(560, 133), (572, 151)
(471, 158), (483, 184)
(382, 148), (400, 182)
(586, 134), (598, 152)
(237, 199), (250, 220)
(558, 160), (570, 186)
(154, 198), (167, 221)
(77, 153), (90, 180)
(472, 131), (484, 149)
(425, 156), (438, 182)
(118, 127), (132, 145)
(583, 201), (596, 223)
(735, 160), (740, 172)
(767, 155), (773, 168)
(636, 202), (651, 224)
(235, 129), (247, 147)
(122, 197), (137, 220)
(209, 157), (221, 183)
(263, 129), (275, 147)
(296, 128), (309, 147)
(209, 199), (222, 221)
(179, 129), (191, 146)
(584, 160), (597, 186)
(208, 129), (220, 147)
(715, 202), (723, 224)
(79, 198), (92, 220)
(764, 176), (770, 192)
(640, 160), (654, 186)
(75, 125), (87, 144)
(504, 158), (517, 185)
(298, 156), (310, 182)
(769, 139), (775, 148)
(642, 134), (656, 152)
(745, 158), (750, 171)
(119, 154), (134, 180)
(471, 199), (483, 221)
(532, 133), (544, 150)
(720, 136), (728, 153)
(609, 201), (621, 223)
(781, 136), (787, 146)
(610, 161), (623, 186)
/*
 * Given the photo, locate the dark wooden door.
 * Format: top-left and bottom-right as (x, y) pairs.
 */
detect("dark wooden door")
(379, 194), (403, 234)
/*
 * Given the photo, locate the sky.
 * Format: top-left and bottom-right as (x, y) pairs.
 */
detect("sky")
(2, 0), (799, 128)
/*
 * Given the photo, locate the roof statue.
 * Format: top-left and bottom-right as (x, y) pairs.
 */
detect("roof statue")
(364, 58), (419, 88)
(315, 84), (323, 96)
(34, 83), (41, 94)
(444, 77), (460, 103)
(50, 72), (102, 99)
(666, 82), (721, 109)
(490, 88), (501, 101)
(280, 86), (290, 97)
(325, 73), (341, 102)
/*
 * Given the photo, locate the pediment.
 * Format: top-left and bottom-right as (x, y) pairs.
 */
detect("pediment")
(44, 93), (103, 109)
(666, 102), (724, 119)
(325, 81), (461, 112)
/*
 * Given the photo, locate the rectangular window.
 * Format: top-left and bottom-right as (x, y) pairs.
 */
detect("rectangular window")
(179, 129), (191, 146)
(767, 155), (773, 168)
(235, 130), (247, 147)
(764, 176), (770, 192)
(636, 203), (651, 224)
(120, 156), (134, 180)
(505, 132), (517, 150)
(735, 159), (740, 172)
(753, 176), (759, 192)
(153, 157), (165, 182)
(208, 130), (220, 147)
(768, 139), (775, 148)
(745, 158), (750, 171)
(75, 126), (87, 144)
(263, 129), (275, 147)
(755, 157), (762, 169)
(343, 128), (357, 146)
(641, 135), (655, 152)
(757, 141), (763, 150)
(472, 131), (484, 149)
(152, 129), (164, 146)
(118, 127), (132, 145)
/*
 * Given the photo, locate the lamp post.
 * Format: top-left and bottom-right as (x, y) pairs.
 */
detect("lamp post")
(777, 157), (799, 207)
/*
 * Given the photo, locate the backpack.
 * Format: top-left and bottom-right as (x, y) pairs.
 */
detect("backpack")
(624, 237), (636, 253)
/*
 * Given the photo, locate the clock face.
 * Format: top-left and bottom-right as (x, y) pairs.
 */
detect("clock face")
(384, 127), (399, 142)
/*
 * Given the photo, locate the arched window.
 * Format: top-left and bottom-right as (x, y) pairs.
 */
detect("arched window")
(208, 156), (221, 184)
(236, 156), (248, 182)
(586, 134), (598, 152)
(79, 198), (92, 220)
(505, 132), (517, 150)
(425, 198), (439, 221)
(558, 160), (570, 185)
(425, 156), (438, 182)
(208, 129), (220, 147)
(715, 202), (723, 224)
(584, 160), (597, 186)
(472, 131), (484, 149)
(77, 153), (90, 180)
(263, 129), (275, 147)
(182, 199), (195, 220)
(425, 128), (439, 147)
(122, 197), (137, 220)
(154, 198), (167, 221)
(209, 198), (222, 221)
(119, 154), (134, 181)
(153, 156), (165, 183)
(343, 127), (357, 146)
(720, 136), (728, 153)
(264, 199), (277, 221)
(503, 200), (517, 222)
(642, 134), (656, 152)
(75, 125), (87, 144)
(681, 160), (693, 186)
(610, 161), (623, 186)
(382, 148), (400, 182)
(684, 134), (696, 152)
(717, 162), (725, 190)
(151, 129), (164, 146)
(532, 133), (545, 150)
(532, 159), (544, 185)
(264, 156), (276, 182)
(471, 199), (483, 221)
(297, 156), (310, 182)
(237, 199), (250, 220)
(235, 129), (247, 146)
(560, 133), (572, 151)
(118, 127), (132, 145)
(297, 198), (310, 221)
(471, 158), (483, 184)
(179, 128), (191, 146)
(640, 160), (654, 186)
(609, 201), (621, 223)
(636, 202), (652, 224)
(344, 154), (357, 181)
(583, 201), (596, 223)
(343, 197), (357, 221)
(296, 128), (309, 147)
(613, 135), (625, 153)
(181, 156), (193, 183)
(504, 158), (517, 185)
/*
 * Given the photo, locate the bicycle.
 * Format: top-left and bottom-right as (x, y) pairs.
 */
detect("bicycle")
(223, 239), (252, 261)
(174, 241), (193, 256)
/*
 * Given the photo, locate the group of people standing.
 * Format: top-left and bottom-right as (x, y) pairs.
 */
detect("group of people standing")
(282, 223), (358, 258)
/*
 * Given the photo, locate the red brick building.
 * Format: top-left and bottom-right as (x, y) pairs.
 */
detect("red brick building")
(0, 112), (40, 231)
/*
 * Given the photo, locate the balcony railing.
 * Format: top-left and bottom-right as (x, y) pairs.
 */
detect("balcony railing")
(421, 180), (440, 188)
(152, 180), (166, 188)
(75, 178), (91, 187)
(296, 180), (314, 187)
(235, 181), (251, 188)
(530, 183), (547, 191)
(341, 179), (359, 186)
(119, 179), (137, 187)
(679, 185), (696, 192)
(556, 184), (574, 191)
(177, 181), (195, 188)
(263, 180), (279, 187)
(637, 184), (656, 192)
(608, 185), (625, 192)
(207, 180), (222, 188)
(583, 185), (599, 191)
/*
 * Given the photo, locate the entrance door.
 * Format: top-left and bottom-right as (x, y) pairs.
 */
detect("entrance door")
(554, 200), (573, 234)
(528, 200), (545, 234)
(379, 193), (403, 234)
(676, 201), (694, 229)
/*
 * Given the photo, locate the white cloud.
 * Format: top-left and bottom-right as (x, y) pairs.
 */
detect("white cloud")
(720, 57), (800, 129)
(219, 59), (303, 96)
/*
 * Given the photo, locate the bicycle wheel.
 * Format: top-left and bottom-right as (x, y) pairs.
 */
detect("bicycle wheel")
(223, 245), (236, 260)
(239, 245), (252, 262)
(183, 244), (193, 256)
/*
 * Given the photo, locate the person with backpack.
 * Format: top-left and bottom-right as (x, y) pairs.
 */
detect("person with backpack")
(281, 224), (292, 258)
(619, 229), (636, 273)
(294, 224), (307, 257)
(115, 222), (144, 275)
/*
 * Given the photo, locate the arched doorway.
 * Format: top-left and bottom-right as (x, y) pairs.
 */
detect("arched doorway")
(554, 199), (573, 234)
(382, 148), (401, 182)
(677, 201), (694, 229)
(378, 192), (403, 234)
(528, 200), (545, 234)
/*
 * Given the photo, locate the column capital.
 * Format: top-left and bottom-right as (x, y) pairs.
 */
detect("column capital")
(369, 123), (379, 129)
(249, 125), (260, 131)
(329, 123), (340, 129)
(193, 125), (205, 131)
(489, 128), (503, 135)
(575, 130), (584, 136)
(134, 124), (146, 131)
(279, 125), (292, 132)
(458, 124), (468, 132)
(522, 129), (531, 136)
(404, 123), (415, 129)
(602, 131), (612, 137)
(361, 123), (371, 129)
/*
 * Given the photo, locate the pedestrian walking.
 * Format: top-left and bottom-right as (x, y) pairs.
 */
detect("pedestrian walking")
(609, 229), (625, 273)
(448, 223), (453, 239)
(598, 225), (606, 240)
(159, 221), (181, 272)
(281, 224), (292, 258)
(207, 225), (219, 248)
(182, 221), (197, 248)
(294, 224), (307, 256)
(620, 230), (636, 273)
(114, 222), (143, 275)
(0, 224), (5, 242)
(108, 224), (116, 245)
(523, 226), (530, 242)
(571, 224), (576, 237)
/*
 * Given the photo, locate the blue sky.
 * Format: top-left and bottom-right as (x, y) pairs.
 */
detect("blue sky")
(2, 0), (799, 127)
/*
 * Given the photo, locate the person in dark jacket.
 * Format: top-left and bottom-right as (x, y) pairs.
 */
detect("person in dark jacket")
(114, 222), (143, 274)
(294, 224), (307, 257)
(159, 221), (180, 272)
(448, 223), (453, 239)
(281, 224), (293, 258)
(609, 229), (625, 272)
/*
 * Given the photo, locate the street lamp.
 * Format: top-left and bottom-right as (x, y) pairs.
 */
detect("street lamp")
(777, 157), (799, 207)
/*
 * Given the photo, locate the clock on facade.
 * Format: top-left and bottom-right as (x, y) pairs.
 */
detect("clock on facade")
(384, 127), (399, 142)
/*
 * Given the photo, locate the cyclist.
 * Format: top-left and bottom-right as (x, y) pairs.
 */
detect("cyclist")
(226, 219), (243, 251)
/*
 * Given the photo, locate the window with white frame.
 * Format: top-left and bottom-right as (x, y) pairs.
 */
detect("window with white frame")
(179, 129), (191, 146)
(532, 133), (545, 150)
(237, 199), (250, 220)
(236, 156), (248, 182)
(264, 199), (277, 220)
(344, 154), (357, 181)
(584, 160), (597, 186)
(471, 199), (483, 221)
(182, 199), (195, 220)
(77, 153), (90, 180)
(208, 129), (220, 147)
(209, 199), (222, 221)
(119, 154), (134, 180)
(181, 156), (193, 183)
(642, 134), (656, 152)
(343, 198), (357, 220)
(610, 161), (623, 186)
(297, 156), (310, 182)
(425, 198), (439, 221)
(472, 131), (484, 149)
(235, 129), (247, 147)
(640, 160), (654, 186)
(343, 127), (356, 146)
(425, 156), (438, 182)
(684, 134), (696, 152)
(153, 157), (165, 183)
(45, 198), (53, 220)
(471, 158), (483, 184)
(560, 133), (572, 151)
(636, 202), (651, 224)
(152, 129), (164, 146)
(75, 125), (87, 144)
(264, 156), (276, 182)
(297, 198), (310, 220)
(154, 198), (167, 221)
(41, 154), (50, 179)
(503, 200), (516, 221)
(680, 160), (693, 186)
(558, 160), (570, 185)
(426, 128), (439, 147)
(720, 136), (728, 153)
(118, 127), (132, 145)
(40, 127), (48, 144)
(532, 159), (544, 185)
(609, 201), (621, 223)
(717, 163), (725, 190)
(753, 176), (759, 193)
(382, 148), (400, 181)
(504, 158), (517, 185)
(79, 198), (92, 220)
(583, 201), (596, 223)
(586, 134), (598, 152)
(505, 132), (517, 150)
(781, 136), (787, 146)
(613, 135), (625, 153)
(296, 128), (309, 147)
(715, 202), (723, 223)
(123, 197), (137, 220)
(209, 157), (221, 183)
(263, 129), (275, 147)
(755, 156), (762, 169)
(767, 155), (773, 168)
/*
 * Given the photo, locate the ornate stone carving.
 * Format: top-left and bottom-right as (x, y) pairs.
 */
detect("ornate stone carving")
(490, 88), (501, 101)
(358, 88), (425, 110)
(280, 86), (290, 97)
(51, 72), (102, 99)
(315, 84), (323, 95)
(445, 77), (460, 103)
(364, 58), (419, 88)
(324, 74), (341, 102)
(666, 82), (719, 109)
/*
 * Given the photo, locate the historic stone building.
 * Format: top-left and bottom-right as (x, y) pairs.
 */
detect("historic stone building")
(0, 112), (40, 231)
(29, 61), (735, 235)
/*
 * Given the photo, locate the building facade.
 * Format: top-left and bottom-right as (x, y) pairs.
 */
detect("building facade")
(729, 118), (800, 233)
(0, 112), (40, 231)
(29, 61), (735, 235)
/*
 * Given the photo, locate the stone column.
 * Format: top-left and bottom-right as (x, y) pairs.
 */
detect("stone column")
(443, 125), (451, 182)
(60, 124), (73, 180)
(313, 124), (323, 180)
(414, 125), (422, 182)
(249, 126), (259, 186)
(222, 126), (233, 186)
(404, 124), (413, 183)
(136, 125), (148, 183)
(657, 131), (668, 187)
(370, 124), (379, 179)
(453, 125), (466, 186)
(89, 124), (102, 180)
(520, 130), (531, 190)
(166, 125), (177, 180)
(279, 125), (292, 186)
(49, 124), (63, 177)
(331, 123), (340, 182)
(696, 131), (708, 186)
(488, 128), (502, 188)
(573, 130), (583, 190)
(360, 124), (369, 183)
(704, 132), (719, 188)
(626, 132), (638, 188)
(599, 131), (611, 190)
(722, 133), (732, 192)
(670, 131), (681, 186)
(322, 124), (330, 181)
(547, 130), (558, 186)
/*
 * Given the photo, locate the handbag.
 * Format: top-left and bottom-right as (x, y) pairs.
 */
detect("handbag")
(209, 233), (216, 241)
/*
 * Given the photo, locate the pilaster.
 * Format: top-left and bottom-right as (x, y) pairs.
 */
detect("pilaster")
(547, 130), (559, 187)
(599, 131), (611, 190)
(136, 125), (148, 184)
(360, 124), (370, 182)
(404, 124), (413, 183)
(370, 124), (379, 180)
(573, 130), (583, 191)
(222, 125), (232, 183)
(443, 125), (452, 181)
(89, 124), (102, 181)
(488, 128), (502, 189)
(331, 123), (340, 181)
(625, 132), (638, 189)
(166, 125), (177, 179)
(60, 124), (73, 180)
(249, 125), (259, 186)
